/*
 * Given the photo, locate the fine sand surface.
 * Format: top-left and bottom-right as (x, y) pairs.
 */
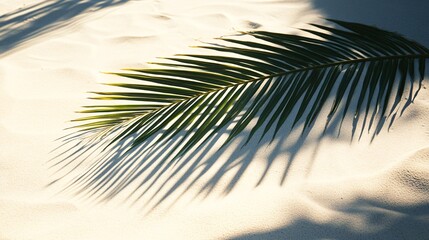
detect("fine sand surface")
(1, 0), (429, 239)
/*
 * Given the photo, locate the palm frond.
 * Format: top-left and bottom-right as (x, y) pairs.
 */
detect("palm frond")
(49, 19), (429, 205)
(71, 19), (428, 161)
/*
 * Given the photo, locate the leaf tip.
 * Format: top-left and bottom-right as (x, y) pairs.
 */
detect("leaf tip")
(102, 71), (118, 75)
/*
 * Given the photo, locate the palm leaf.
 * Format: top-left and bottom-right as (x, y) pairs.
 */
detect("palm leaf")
(56, 20), (428, 199)
(71, 19), (428, 156)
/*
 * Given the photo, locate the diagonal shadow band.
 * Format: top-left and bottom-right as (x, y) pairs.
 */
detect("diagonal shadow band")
(0, 0), (129, 56)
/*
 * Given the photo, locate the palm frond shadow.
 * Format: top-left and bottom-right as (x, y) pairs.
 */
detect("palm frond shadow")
(51, 113), (308, 212)
(51, 90), (419, 212)
(50, 19), (428, 212)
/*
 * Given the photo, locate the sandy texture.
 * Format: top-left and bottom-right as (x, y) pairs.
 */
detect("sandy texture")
(1, 0), (428, 239)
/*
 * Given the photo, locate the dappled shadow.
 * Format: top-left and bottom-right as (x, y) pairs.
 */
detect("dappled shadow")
(0, 0), (129, 56)
(230, 199), (429, 240)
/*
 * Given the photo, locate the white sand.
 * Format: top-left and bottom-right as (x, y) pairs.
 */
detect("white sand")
(1, 0), (429, 239)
